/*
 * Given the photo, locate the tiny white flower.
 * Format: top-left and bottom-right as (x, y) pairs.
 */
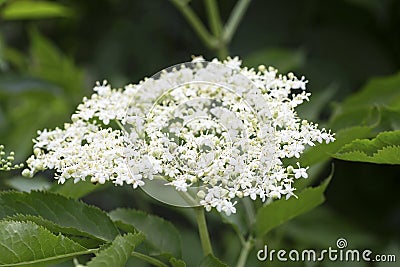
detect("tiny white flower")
(24, 56), (335, 215)
(293, 162), (309, 179)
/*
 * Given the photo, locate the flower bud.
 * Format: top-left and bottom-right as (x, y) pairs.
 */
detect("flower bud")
(22, 169), (31, 177)
(197, 190), (206, 199)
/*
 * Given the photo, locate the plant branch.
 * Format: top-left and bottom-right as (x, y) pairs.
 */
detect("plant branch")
(233, 224), (246, 246)
(235, 236), (254, 267)
(115, 120), (125, 132)
(131, 251), (169, 267)
(194, 206), (213, 256)
(205, 0), (223, 36)
(170, 0), (217, 50)
(223, 0), (251, 44)
(204, 0), (228, 58)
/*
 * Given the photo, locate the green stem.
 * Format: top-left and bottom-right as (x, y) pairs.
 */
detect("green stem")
(170, 0), (217, 50)
(131, 251), (169, 267)
(204, 0), (228, 59)
(170, 0), (228, 58)
(232, 222), (246, 246)
(205, 0), (223, 36)
(235, 237), (253, 267)
(115, 120), (125, 131)
(194, 207), (213, 256)
(216, 45), (229, 60)
(178, 190), (200, 207)
(223, 0), (252, 44)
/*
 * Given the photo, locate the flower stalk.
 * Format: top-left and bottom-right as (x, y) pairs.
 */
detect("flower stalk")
(222, 0), (252, 44)
(169, 0), (217, 50)
(235, 237), (253, 267)
(194, 207), (213, 256)
(205, 0), (223, 37)
(170, 0), (252, 59)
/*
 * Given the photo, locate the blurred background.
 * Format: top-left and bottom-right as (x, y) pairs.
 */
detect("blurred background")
(0, 0), (399, 266)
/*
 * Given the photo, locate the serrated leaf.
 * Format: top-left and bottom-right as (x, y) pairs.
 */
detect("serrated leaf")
(334, 130), (400, 164)
(199, 255), (228, 267)
(0, 220), (90, 267)
(170, 257), (187, 267)
(49, 179), (101, 199)
(297, 126), (373, 166)
(5, 176), (51, 192)
(6, 214), (103, 248)
(255, 170), (333, 237)
(109, 208), (182, 258)
(330, 72), (400, 130)
(86, 233), (144, 267)
(0, 191), (119, 242)
(1, 1), (72, 20)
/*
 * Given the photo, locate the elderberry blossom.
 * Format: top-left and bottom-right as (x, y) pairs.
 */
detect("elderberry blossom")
(0, 145), (23, 171)
(23, 56), (335, 215)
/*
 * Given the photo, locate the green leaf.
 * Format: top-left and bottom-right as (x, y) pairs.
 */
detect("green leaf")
(199, 255), (228, 267)
(29, 29), (84, 101)
(255, 170), (333, 237)
(330, 72), (400, 130)
(170, 257), (187, 267)
(6, 214), (103, 248)
(109, 208), (182, 258)
(329, 72), (400, 134)
(0, 191), (119, 242)
(379, 106), (400, 131)
(340, 72), (400, 110)
(1, 1), (72, 20)
(334, 130), (400, 164)
(329, 105), (380, 131)
(49, 179), (102, 199)
(298, 126), (374, 166)
(0, 220), (90, 267)
(5, 176), (51, 192)
(86, 233), (145, 267)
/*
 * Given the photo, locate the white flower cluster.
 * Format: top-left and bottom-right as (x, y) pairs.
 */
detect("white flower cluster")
(0, 145), (23, 171)
(23, 56), (334, 215)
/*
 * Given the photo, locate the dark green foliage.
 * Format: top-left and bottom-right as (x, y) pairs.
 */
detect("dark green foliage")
(0, 0), (399, 266)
